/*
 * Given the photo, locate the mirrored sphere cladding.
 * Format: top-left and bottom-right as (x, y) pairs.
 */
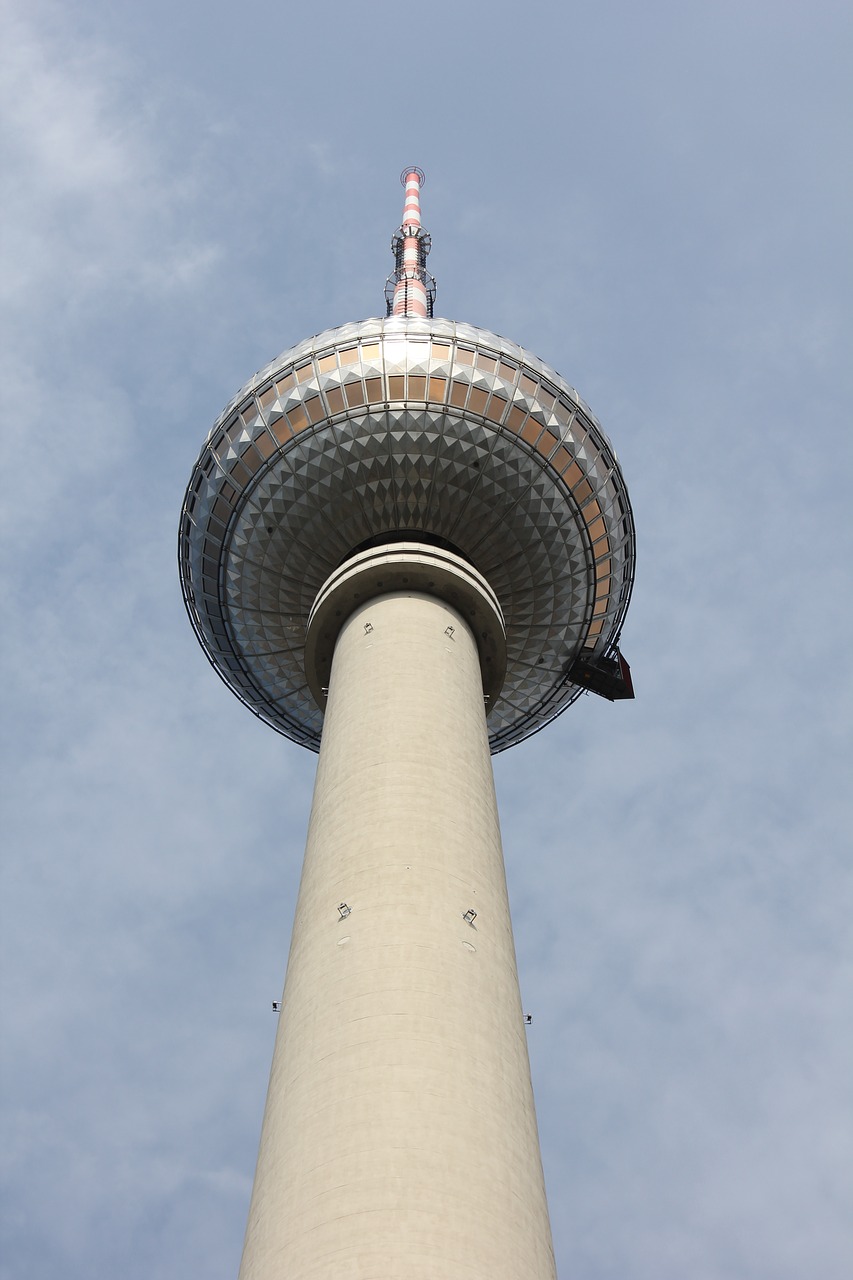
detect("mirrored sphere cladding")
(177, 314), (636, 752)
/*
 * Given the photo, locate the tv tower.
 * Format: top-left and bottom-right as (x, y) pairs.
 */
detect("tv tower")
(179, 169), (635, 1279)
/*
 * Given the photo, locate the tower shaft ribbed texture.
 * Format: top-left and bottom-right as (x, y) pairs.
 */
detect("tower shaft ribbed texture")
(238, 587), (556, 1279)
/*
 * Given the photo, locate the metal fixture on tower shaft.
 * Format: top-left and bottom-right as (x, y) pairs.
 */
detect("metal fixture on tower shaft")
(179, 167), (635, 1279)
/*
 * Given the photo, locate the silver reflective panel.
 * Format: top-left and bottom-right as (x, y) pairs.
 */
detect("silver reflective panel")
(178, 316), (636, 751)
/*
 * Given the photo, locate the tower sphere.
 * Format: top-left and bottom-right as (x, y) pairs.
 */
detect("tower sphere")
(178, 210), (635, 754)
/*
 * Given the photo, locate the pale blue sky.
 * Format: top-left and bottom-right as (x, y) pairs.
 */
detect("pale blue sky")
(2, 1), (851, 1277)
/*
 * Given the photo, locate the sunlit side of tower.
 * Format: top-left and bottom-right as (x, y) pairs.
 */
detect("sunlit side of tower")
(179, 170), (635, 1279)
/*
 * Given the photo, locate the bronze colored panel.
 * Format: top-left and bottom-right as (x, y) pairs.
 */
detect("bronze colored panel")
(230, 461), (250, 487)
(431, 343), (451, 361)
(428, 376), (447, 402)
(507, 406), (526, 433)
(326, 387), (345, 414)
(587, 515), (606, 542)
(213, 496), (231, 522)
(288, 405), (308, 432)
(520, 374), (538, 396)
(318, 354), (337, 373)
(259, 386), (276, 409)
(275, 373), (295, 395)
(456, 347), (474, 365)
(241, 444), (263, 473)
(469, 387), (488, 414)
(365, 378), (383, 403)
(361, 343), (380, 361)
(255, 432), (276, 460)
(486, 396), (507, 423)
(538, 430), (557, 457)
(344, 382), (365, 408)
(305, 397), (324, 424)
(595, 575), (610, 599)
(563, 461), (583, 487)
(551, 446), (571, 472)
(450, 380), (468, 408)
(498, 361), (517, 383)
(340, 347), (359, 365)
(270, 418), (292, 443)
(476, 353), (497, 374)
(574, 479), (593, 504)
(409, 375), (426, 400)
(522, 419), (541, 445)
(389, 376), (406, 400)
(583, 498), (601, 519)
(295, 362), (313, 383)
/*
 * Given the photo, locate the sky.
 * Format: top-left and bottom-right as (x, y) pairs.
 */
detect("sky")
(1, 0), (851, 1277)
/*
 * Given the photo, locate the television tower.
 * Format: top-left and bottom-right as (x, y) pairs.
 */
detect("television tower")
(179, 169), (635, 1279)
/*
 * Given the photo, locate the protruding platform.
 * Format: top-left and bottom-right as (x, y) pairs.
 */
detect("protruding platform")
(567, 647), (635, 700)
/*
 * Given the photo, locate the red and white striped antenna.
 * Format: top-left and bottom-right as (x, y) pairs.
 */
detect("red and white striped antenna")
(385, 167), (436, 318)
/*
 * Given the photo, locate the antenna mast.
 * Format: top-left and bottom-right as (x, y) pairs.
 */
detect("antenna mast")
(385, 167), (437, 318)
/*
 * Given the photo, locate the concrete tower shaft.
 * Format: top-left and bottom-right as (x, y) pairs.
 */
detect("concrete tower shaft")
(238, 545), (556, 1279)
